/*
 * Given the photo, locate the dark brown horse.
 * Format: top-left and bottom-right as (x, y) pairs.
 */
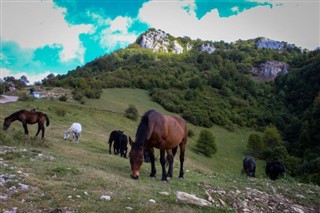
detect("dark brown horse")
(129, 110), (187, 181)
(3, 110), (50, 139)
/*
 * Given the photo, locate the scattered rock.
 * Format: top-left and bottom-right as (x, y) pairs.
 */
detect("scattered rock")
(2, 207), (18, 213)
(100, 195), (111, 201)
(148, 199), (156, 203)
(159, 191), (170, 196)
(176, 191), (212, 207)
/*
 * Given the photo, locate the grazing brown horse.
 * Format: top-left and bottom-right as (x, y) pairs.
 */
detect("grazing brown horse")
(3, 110), (50, 139)
(129, 110), (187, 181)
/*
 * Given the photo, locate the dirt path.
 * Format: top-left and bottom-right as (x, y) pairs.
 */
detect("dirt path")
(0, 95), (18, 104)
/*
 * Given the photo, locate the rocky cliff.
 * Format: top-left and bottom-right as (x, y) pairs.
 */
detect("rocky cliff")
(256, 37), (285, 50)
(136, 29), (215, 54)
(251, 61), (289, 81)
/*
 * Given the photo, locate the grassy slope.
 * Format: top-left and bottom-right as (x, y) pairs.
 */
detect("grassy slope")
(0, 88), (319, 212)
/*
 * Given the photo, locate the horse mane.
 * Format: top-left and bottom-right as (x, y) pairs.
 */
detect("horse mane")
(134, 110), (155, 149)
(6, 110), (24, 120)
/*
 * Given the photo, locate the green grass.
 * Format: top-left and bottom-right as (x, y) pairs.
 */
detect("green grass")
(0, 88), (319, 212)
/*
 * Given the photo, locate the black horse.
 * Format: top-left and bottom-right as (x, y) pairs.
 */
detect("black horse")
(108, 130), (128, 158)
(117, 132), (128, 158)
(243, 157), (256, 177)
(266, 161), (285, 180)
(108, 130), (123, 155)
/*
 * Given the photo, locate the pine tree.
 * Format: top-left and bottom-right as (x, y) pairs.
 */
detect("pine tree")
(195, 130), (217, 157)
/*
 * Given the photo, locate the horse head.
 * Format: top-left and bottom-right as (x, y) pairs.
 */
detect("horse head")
(129, 137), (144, 179)
(3, 117), (11, 130)
(64, 131), (70, 140)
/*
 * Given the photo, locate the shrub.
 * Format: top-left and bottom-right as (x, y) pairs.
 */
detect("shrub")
(195, 129), (217, 157)
(58, 95), (68, 102)
(54, 106), (68, 117)
(247, 133), (264, 158)
(18, 93), (35, 101)
(188, 129), (195, 138)
(125, 104), (139, 121)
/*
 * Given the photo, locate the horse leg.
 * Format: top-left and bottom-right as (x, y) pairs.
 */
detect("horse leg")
(166, 149), (174, 178)
(40, 123), (45, 139)
(149, 148), (156, 178)
(179, 142), (186, 179)
(74, 132), (79, 143)
(108, 140), (113, 154)
(35, 123), (41, 137)
(160, 149), (168, 181)
(22, 122), (29, 135)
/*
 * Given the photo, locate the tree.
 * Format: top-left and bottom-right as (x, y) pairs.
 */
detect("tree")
(262, 126), (283, 148)
(247, 133), (264, 158)
(195, 130), (217, 157)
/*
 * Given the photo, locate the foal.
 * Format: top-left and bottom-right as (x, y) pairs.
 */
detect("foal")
(64, 123), (82, 143)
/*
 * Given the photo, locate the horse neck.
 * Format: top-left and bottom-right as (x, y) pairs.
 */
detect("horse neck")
(7, 113), (20, 122)
(66, 127), (74, 133)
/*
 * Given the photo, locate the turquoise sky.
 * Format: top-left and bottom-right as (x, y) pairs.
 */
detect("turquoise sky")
(1, 0), (319, 84)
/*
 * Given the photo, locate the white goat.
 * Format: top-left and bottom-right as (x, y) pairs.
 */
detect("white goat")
(64, 123), (82, 143)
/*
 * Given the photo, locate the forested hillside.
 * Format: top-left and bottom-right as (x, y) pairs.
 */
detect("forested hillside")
(42, 29), (320, 184)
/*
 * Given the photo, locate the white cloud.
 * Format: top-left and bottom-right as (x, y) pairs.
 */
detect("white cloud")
(138, 0), (319, 50)
(99, 16), (138, 52)
(1, 68), (56, 85)
(2, 0), (93, 62)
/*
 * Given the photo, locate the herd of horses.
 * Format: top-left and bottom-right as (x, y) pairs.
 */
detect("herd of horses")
(2, 109), (285, 181)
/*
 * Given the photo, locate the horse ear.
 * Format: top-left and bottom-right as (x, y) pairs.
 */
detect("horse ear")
(129, 137), (135, 146)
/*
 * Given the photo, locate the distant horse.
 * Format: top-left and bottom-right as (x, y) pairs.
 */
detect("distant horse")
(243, 157), (256, 177)
(118, 133), (128, 158)
(266, 161), (285, 180)
(3, 109), (50, 139)
(64, 123), (82, 143)
(108, 130), (123, 155)
(129, 110), (188, 181)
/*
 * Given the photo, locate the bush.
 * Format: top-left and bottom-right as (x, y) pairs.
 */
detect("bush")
(125, 104), (139, 121)
(195, 129), (217, 157)
(54, 106), (68, 117)
(247, 133), (264, 158)
(18, 93), (35, 101)
(188, 129), (195, 138)
(58, 95), (68, 102)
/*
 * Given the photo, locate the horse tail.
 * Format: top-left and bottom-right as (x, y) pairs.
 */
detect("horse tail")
(45, 114), (50, 126)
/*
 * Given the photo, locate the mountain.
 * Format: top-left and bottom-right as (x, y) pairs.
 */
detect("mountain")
(41, 28), (320, 185)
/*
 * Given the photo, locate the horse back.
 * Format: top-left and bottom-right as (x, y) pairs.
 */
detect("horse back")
(149, 113), (187, 149)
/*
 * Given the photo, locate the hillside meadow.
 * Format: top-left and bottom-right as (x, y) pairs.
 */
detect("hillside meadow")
(0, 88), (319, 212)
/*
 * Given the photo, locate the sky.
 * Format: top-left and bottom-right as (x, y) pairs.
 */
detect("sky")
(1, 0), (319, 84)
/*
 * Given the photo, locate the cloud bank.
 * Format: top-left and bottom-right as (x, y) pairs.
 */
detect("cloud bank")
(1, 0), (319, 84)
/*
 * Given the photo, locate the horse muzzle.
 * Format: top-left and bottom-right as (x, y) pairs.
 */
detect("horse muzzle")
(130, 174), (139, 180)
(130, 170), (139, 179)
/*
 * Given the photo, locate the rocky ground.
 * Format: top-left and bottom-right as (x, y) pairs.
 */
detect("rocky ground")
(1, 146), (319, 212)
(204, 182), (319, 213)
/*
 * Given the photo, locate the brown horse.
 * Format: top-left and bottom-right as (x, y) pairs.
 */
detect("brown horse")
(129, 110), (187, 181)
(3, 110), (50, 139)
